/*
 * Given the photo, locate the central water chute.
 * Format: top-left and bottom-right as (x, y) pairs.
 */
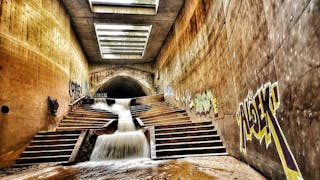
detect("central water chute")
(90, 98), (149, 160)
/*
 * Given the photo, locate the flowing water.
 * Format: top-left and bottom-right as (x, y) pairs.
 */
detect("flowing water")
(90, 98), (149, 160)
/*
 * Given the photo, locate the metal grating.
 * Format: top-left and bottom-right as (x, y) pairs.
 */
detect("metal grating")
(94, 24), (152, 60)
(88, 0), (159, 15)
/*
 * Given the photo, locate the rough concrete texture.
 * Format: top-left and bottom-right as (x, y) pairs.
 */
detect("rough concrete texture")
(0, 0), (89, 166)
(89, 63), (156, 96)
(155, 0), (320, 179)
(61, 0), (184, 64)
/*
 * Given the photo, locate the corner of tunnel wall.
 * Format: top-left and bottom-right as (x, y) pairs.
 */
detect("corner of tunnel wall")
(154, 0), (320, 179)
(0, 0), (89, 166)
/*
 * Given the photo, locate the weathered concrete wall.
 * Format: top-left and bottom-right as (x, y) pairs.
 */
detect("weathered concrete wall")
(89, 63), (156, 96)
(155, 0), (319, 179)
(0, 0), (89, 166)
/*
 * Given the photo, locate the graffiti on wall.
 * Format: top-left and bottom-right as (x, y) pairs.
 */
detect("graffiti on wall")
(236, 82), (302, 180)
(69, 81), (82, 101)
(190, 90), (218, 117)
(164, 85), (174, 98)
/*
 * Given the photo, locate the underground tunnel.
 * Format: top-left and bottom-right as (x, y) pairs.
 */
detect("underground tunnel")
(0, 0), (319, 179)
(95, 76), (147, 99)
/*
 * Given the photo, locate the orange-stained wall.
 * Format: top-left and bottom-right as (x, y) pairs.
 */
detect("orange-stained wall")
(155, 0), (319, 179)
(0, 0), (89, 166)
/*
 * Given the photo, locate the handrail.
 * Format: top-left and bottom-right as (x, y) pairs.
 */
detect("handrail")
(69, 96), (86, 106)
(69, 96), (86, 112)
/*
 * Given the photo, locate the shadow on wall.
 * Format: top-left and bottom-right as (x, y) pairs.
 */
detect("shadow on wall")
(95, 76), (147, 98)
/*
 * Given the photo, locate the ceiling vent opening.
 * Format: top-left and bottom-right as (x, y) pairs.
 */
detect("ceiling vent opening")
(88, 0), (160, 15)
(94, 23), (152, 60)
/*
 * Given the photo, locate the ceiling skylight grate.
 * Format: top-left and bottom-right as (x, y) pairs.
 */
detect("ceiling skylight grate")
(95, 23), (152, 60)
(88, 0), (159, 15)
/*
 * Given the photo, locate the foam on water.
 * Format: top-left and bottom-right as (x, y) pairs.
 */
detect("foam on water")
(90, 130), (149, 160)
(89, 98), (149, 160)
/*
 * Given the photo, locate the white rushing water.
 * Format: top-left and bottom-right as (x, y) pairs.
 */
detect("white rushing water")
(90, 98), (149, 160)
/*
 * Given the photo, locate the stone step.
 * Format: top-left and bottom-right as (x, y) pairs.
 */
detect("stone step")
(58, 123), (105, 127)
(155, 129), (217, 138)
(131, 107), (174, 114)
(61, 119), (108, 124)
(67, 114), (114, 118)
(140, 113), (189, 121)
(15, 155), (70, 164)
(33, 134), (80, 140)
(155, 124), (213, 133)
(156, 140), (223, 150)
(142, 116), (190, 123)
(20, 149), (74, 157)
(26, 144), (76, 151)
(155, 152), (229, 160)
(154, 121), (212, 129)
(29, 139), (77, 146)
(142, 118), (190, 125)
(156, 146), (227, 157)
(137, 109), (186, 119)
(67, 112), (117, 119)
(56, 126), (102, 131)
(142, 119), (191, 126)
(156, 134), (221, 144)
(144, 120), (192, 126)
(63, 116), (114, 122)
(74, 108), (112, 113)
(37, 130), (81, 135)
(69, 111), (112, 115)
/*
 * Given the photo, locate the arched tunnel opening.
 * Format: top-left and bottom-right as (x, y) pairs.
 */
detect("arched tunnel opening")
(96, 76), (147, 99)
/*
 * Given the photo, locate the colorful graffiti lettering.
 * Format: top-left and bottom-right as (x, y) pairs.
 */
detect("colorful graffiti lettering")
(190, 90), (218, 117)
(236, 82), (303, 180)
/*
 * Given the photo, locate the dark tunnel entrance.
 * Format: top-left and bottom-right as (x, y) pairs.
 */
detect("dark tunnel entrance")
(96, 76), (147, 98)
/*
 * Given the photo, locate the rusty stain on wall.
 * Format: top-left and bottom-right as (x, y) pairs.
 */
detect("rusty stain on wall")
(236, 82), (302, 179)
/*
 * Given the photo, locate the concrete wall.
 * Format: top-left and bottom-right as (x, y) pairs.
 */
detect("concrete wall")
(89, 63), (156, 96)
(0, 0), (89, 166)
(155, 0), (319, 179)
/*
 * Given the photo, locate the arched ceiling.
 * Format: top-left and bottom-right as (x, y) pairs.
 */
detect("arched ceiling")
(61, 0), (185, 64)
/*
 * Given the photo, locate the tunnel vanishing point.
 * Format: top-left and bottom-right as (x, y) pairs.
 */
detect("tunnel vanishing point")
(0, 0), (319, 179)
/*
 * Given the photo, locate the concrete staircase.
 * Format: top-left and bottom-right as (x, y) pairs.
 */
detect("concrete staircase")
(154, 121), (227, 159)
(131, 102), (227, 159)
(56, 105), (117, 131)
(13, 130), (86, 167)
(131, 102), (191, 125)
(12, 97), (227, 167)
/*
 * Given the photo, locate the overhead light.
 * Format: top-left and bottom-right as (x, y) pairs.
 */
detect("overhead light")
(95, 23), (152, 60)
(88, 0), (159, 15)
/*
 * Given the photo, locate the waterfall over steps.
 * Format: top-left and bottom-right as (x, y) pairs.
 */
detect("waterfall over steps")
(90, 98), (149, 160)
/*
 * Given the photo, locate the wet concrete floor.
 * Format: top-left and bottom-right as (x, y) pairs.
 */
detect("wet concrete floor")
(0, 156), (265, 180)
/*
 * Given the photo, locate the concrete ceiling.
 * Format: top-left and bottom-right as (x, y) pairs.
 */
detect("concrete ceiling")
(61, 0), (184, 64)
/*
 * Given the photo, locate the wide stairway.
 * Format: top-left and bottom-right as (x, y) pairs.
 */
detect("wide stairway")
(13, 130), (86, 167)
(131, 102), (228, 159)
(13, 103), (116, 167)
(12, 97), (227, 167)
(56, 106), (117, 131)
